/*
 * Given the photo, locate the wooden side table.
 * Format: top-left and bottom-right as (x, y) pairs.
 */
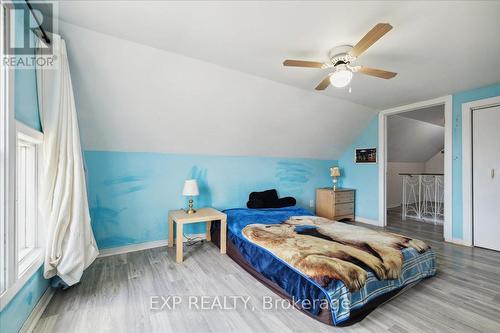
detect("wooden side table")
(167, 207), (227, 263)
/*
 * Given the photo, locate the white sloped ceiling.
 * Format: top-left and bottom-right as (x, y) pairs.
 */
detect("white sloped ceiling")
(62, 22), (376, 159)
(387, 115), (444, 163)
(37, 1), (500, 159)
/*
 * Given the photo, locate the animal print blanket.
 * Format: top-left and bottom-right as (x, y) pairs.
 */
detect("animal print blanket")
(242, 216), (430, 291)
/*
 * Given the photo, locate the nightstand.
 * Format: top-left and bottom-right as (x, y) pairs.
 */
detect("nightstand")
(167, 208), (227, 263)
(316, 188), (355, 221)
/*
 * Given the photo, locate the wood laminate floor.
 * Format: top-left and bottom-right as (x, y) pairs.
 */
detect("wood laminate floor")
(34, 212), (500, 333)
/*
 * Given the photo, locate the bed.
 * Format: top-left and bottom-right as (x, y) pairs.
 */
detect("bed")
(210, 207), (436, 326)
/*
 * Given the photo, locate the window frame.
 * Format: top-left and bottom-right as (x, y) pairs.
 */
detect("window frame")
(0, 2), (45, 311)
(15, 122), (43, 278)
(0, 122), (44, 310)
(1, 0), (17, 303)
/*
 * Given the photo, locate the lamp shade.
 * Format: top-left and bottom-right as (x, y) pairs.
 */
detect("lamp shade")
(330, 167), (341, 177)
(329, 65), (353, 88)
(182, 179), (199, 196)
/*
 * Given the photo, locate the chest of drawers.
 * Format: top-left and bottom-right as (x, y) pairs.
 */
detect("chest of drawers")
(315, 188), (355, 221)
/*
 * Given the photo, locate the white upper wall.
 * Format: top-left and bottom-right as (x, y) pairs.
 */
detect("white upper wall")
(387, 115), (444, 162)
(387, 151), (444, 208)
(387, 162), (425, 208)
(62, 22), (375, 159)
(425, 150), (444, 173)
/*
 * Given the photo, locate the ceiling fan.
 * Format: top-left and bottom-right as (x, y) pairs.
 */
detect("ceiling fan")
(283, 23), (397, 90)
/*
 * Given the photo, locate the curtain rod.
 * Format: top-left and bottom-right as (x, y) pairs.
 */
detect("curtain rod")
(25, 0), (51, 44)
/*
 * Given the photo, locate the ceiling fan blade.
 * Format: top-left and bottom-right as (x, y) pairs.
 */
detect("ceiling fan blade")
(283, 59), (325, 68)
(350, 23), (393, 58)
(357, 66), (397, 79)
(315, 76), (331, 90)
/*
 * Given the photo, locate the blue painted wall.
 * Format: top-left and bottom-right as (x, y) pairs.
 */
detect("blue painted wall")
(84, 151), (336, 249)
(0, 7), (47, 333)
(338, 83), (500, 239)
(13, 5), (42, 131)
(0, 267), (48, 333)
(451, 83), (500, 239)
(337, 116), (379, 221)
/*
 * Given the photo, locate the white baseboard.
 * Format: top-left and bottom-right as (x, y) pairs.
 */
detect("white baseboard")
(445, 238), (472, 247)
(355, 216), (381, 226)
(19, 286), (55, 333)
(97, 233), (207, 258)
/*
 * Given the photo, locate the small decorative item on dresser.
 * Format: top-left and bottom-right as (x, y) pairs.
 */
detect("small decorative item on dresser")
(182, 179), (199, 214)
(316, 187), (355, 221)
(330, 167), (341, 190)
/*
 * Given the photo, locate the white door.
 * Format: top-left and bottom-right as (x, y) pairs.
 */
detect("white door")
(473, 105), (500, 251)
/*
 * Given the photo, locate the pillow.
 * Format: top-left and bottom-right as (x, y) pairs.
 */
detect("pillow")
(246, 189), (296, 208)
(275, 196), (296, 208)
(247, 189), (278, 208)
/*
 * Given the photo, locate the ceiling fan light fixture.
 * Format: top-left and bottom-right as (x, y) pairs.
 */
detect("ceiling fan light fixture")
(284, 23), (397, 90)
(329, 65), (353, 88)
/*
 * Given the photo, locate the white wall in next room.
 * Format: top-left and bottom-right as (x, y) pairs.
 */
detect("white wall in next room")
(425, 150), (444, 174)
(387, 162), (425, 208)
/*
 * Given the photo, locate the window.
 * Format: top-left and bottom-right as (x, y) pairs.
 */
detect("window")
(0, 122), (44, 310)
(16, 124), (42, 275)
(0, 3), (44, 310)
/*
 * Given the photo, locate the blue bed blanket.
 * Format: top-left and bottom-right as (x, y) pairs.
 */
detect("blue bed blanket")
(224, 207), (437, 325)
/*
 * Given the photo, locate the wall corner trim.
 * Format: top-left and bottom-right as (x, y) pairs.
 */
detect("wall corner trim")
(19, 287), (55, 333)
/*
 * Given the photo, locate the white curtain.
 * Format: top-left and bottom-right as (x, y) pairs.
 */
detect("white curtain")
(36, 34), (99, 286)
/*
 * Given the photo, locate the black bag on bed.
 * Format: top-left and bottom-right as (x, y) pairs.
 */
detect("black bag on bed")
(246, 189), (296, 209)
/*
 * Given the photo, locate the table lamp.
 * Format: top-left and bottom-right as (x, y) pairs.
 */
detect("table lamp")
(330, 167), (341, 190)
(182, 179), (199, 214)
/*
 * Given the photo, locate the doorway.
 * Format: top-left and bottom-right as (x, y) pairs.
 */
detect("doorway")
(378, 96), (452, 242)
(386, 105), (445, 240)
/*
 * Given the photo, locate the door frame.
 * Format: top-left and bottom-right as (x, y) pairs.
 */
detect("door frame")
(378, 95), (453, 242)
(462, 96), (500, 246)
